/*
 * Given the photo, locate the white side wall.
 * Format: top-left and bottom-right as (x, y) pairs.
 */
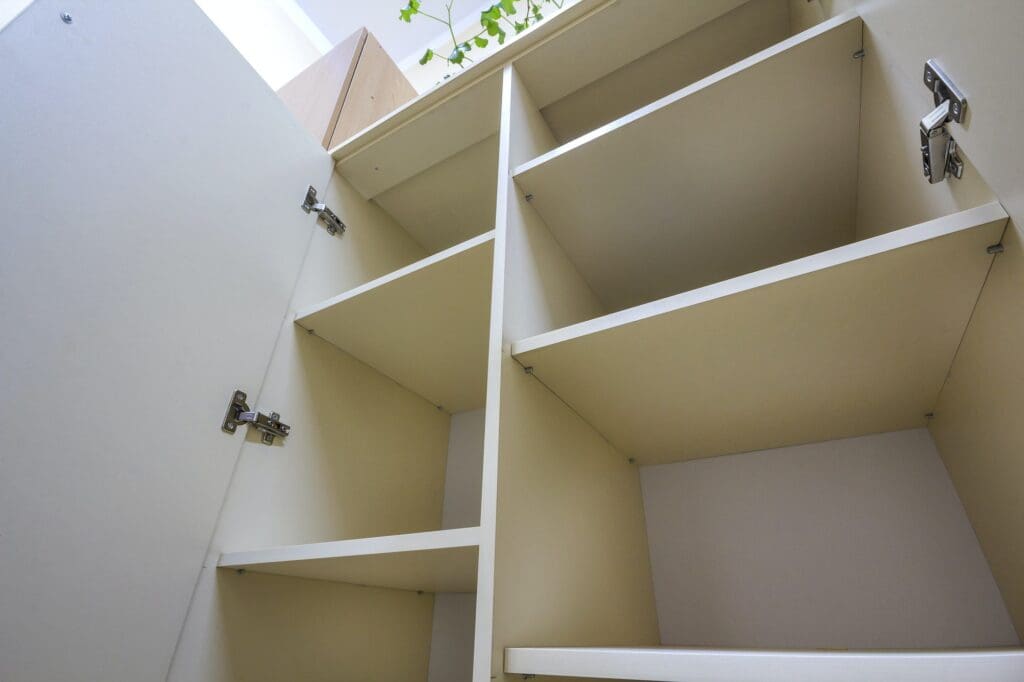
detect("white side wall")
(641, 429), (1017, 648)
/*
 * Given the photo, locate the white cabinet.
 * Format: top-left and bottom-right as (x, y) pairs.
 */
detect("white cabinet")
(3, 1), (1024, 682)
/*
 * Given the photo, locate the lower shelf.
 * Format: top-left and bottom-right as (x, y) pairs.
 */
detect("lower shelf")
(504, 646), (1024, 682)
(218, 527), (479, 593)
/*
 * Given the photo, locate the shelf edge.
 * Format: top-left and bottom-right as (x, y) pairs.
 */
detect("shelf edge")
(295, 230), (496, 322)
(511, 202), (1009, 357)
(219, 526), (482, 568)
(511, 11), (863, 180)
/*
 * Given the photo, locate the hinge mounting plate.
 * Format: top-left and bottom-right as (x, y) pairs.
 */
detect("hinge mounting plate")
(301, 185), (345, 236)
(222, 389), (290, 445)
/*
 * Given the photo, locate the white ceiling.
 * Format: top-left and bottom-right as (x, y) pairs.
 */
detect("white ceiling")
(296, 0), (490, 68)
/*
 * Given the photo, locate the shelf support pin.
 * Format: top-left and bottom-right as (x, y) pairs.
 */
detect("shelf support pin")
(987, 243), (1005, 254)
(524, 193), (534, 202)
(523, 366), (534, 375)
(852, 49), (865, 60)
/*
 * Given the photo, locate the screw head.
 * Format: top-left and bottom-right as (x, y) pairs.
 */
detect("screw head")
(60, 12), (72, 23)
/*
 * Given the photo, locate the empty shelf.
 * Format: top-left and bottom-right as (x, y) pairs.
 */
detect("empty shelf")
(504, 646), (1024, 682)
(219, 527), (480, 592)
(513, 13), (863, 312)
(512, 203), (1008, 464)
(296, 232), (494, 413)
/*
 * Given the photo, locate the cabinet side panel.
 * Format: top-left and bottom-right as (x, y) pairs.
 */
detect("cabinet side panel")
(931, 226), (1024, 638)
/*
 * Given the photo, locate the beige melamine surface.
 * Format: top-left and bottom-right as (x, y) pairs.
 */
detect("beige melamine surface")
(276, 28), (365, 148)
(219, 527), (480, 593)
(932, 225), (1024, 635)
(373, 135), (498, 253)
(515, 14), (862, 312)
(513, 0), (750, 109)
(539, 0), (791, 143)
(513, 204), (1007, 463)
(0, 2), (333, 680)
(505, 646), (1024, 682)
(336, 71), (502, 199)
(296, 232), (494, 412)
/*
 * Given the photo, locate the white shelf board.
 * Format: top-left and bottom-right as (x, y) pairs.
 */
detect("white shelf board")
(219, 527), (480, 593)
(504, 646), (1024, 682)
(334, 70), (502, 199)
(513, 13), (863, 312)
(513, 0), (750, 109)
(296, 231), (494, 413)
(512, 203), (1008, 464)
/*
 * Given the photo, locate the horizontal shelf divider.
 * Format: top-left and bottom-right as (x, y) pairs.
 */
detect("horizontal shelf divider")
(504, 646), (1024, 682)
(510, 12), (864, 311)
(219, 527), (480, 593)
(512, 203), (1008, 464)
(296, 231), (495, 413)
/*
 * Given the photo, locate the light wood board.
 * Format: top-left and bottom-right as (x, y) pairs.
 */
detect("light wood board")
(276, 28), (365, 148)
(336, 71), (502, 199)
(296, 232), (494, 413)
(329, 31), (417, 149)
(512, 204), (1007, 464)
(514, 13), (863, 312)
(220, 527), (480, 593)
(504, 646), (1024, 682)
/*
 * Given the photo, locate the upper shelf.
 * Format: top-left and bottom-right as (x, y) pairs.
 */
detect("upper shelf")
(219, 527), (480, 593)
(504, 646), (1024, 682)
(335, 71), (502, 200)
(513, 13), (863, 313)
(512, 203), (1008, 464)
(296, 231), (494, 413)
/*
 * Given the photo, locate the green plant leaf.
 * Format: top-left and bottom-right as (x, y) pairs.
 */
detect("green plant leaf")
(500, 0), (516, 14)
(514, 20), (526, 32)
(418, 48), (434, 65)
(399, 8), (412, 22)
(484, 20), (500, 35)
(473, 35), (489, 48)
(482, 6), (502, 22)
(496, 26), (507, 44)
(449, 48), (465, 64)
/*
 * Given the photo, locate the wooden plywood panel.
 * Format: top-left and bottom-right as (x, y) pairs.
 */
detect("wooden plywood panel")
(505, 646), (1024, 682)
(336, 71), (502, 198)
(220, 528), (480, 593)
(515, 14), (863, 312)
(931, 225), (1024, 635)
(296, 233), (494, 412)
(373, 136), (499, 253)
(0, 2), (332, 679)
(514, 0), (750, 108)
(330, 31), (417, 148)
(512, 204), (1007, 464)
(540, 0), (790, 143)
(277, 28), (366, 148)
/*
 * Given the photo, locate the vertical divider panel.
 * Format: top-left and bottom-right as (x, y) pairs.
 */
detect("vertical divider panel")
(475, 65), (661, 682)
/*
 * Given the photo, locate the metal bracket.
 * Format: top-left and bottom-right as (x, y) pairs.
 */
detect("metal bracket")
(301, 185), (345, 236)
(920, 59), (967, 184)
(222, 389), (290, 445)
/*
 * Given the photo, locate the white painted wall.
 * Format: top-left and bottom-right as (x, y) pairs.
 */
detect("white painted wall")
(640, 429), (1018, 649)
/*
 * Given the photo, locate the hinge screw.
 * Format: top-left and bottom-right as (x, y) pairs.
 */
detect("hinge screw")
(987, 243), (1005, 254)
(524, 193), (534, 202)
(852, 49), (865, 60)
(924, 412), (935, 419)
(523, 366), (534, 374)
(60, 11), (72, 23)
(236, 568), (247, 575)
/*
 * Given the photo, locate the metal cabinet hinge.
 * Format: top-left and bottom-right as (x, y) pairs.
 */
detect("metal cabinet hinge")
(301, 185), (345, 236)
(920, 59), (967, 184)
(222, 389), (290, 445)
